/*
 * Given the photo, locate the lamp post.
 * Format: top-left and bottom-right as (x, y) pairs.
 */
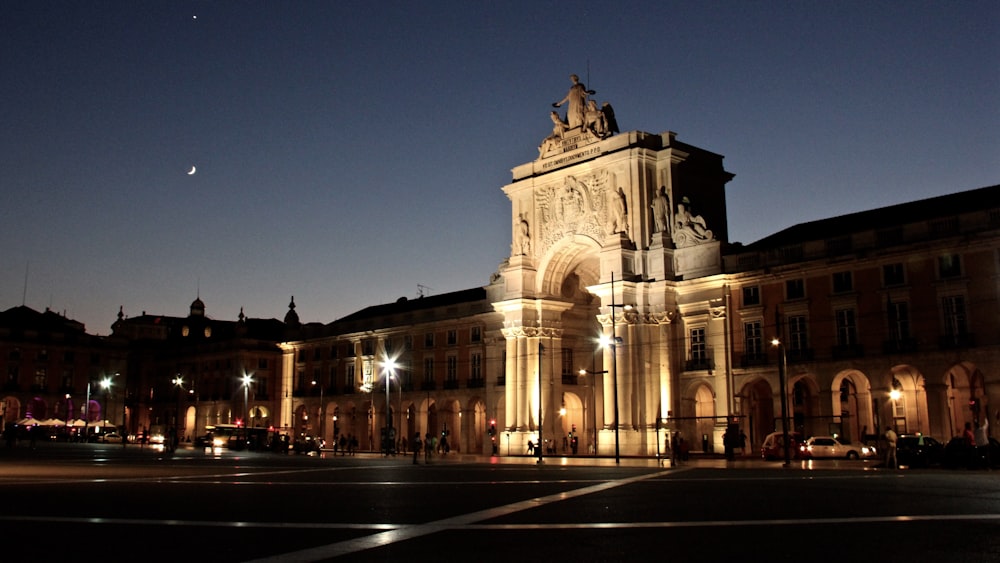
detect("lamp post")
(771, 338), (790, 467)
(381, 359), (398, 455)
(602, 271), (631, 466)
(171, 375), (183, 450)
(101, 377), (112, 439)
(242, 373), (253, 436)
(311, 379), (324, 442)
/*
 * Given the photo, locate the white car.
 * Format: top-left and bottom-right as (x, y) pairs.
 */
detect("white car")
(101, 433), (124, 444)
(799, 436), (876, 460)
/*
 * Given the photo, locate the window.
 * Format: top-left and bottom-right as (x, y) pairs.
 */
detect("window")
(257, 358), (268, 370)
(424, 358), (435, 382)
(742, 286), (760, 306)
(471, 326), (482, 343)
(297, 350), (307, 363)
(786, 279), (805, 300)
(690, 328), (706, 362)
(883, 263), (905, 287)
(404, 336), (413, 350)
(330, 344), (339, 359)
(384, 338), (394, 355)
(788, 315), (808, 352)
(424, 333), (434, 348)
(446, 356), (457, 383)
(447, 330), (458, 346)
(835, 309), (857, 346)
(888, 300), (911, 342)
(743, 321), (762, 359)
(362, 340), (375, 356)
(34, 367), (46, 388)
(833, 271), (853, 293)
(942, 295), (968, 340)
(938, 254), (962, 279)
(346, 363), (355, 388)
(561, 348), (574, 378)
(313, 348), (322, 361)
(61, 370), (73, 388)
(471, 353), (482, 381)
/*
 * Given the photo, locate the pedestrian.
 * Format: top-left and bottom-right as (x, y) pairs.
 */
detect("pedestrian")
(670, 432), (680, 467)
(884, 426), (898, 469)
(412, 432), (422, 465)
(338, 434), (347, 456)
(424, 433), (433, 463)
(527, 440), (534, 456)
(740, 430), (748, 456)
(975, 415), (990, 470)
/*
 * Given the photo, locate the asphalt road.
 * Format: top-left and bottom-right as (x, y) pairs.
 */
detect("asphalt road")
(1, 443), (999, 562)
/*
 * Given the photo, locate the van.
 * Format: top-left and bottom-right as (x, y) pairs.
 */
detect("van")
(760, 431), (802, 460)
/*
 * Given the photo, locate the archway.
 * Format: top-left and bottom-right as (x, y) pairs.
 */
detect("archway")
(739, 378), (774, 450)
(831, 369), (874, 442)
(693, 384), (715, 453)
(559, 391), (584, 454)
(788, 375), (819, 436)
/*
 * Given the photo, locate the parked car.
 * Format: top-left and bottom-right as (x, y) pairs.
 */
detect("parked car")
(761, 431), (802, 460)
(799, 436), (875, 460)
(895, 434), (944, 467)
(942, 436), (1000, 469)
(101, 433), (123, 444)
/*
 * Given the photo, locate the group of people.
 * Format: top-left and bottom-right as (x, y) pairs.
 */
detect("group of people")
(332, 433), (359, 456)
(411, 432), (450, 464)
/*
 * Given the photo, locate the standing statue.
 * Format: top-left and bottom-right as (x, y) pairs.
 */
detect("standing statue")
(610, 187), (628, 235)
(514, 214), (531, 256)
(651, 186), (669, 233)
(552, 74), (595, 130)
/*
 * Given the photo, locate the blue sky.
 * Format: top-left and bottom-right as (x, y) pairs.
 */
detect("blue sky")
(2, 1), (997, 333)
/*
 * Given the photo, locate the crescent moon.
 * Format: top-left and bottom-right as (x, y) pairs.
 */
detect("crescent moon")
(187, 166), (197, 175)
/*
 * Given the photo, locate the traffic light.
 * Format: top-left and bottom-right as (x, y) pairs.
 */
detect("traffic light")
(489, 419), (497, 437)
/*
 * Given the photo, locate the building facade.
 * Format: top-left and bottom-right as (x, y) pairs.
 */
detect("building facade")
(3, 85), (997, 458)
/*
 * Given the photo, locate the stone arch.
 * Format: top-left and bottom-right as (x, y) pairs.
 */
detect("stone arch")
(830, 369), (875, 442)
(945, 361), (984, 438)
(559, 391), (584, 452)
(438, 398), (461, 450)
(884, 365), (928, 435)
(787, 373), (820, 436)
(738, 377), (774, 449)
(536, 234), (601, 297)
(183, 405), (196, 441)
(465, 397), (487, 454)
(2, 396), (22, 423)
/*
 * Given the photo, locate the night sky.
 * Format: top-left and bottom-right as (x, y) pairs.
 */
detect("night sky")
(2, 1), (997, 334)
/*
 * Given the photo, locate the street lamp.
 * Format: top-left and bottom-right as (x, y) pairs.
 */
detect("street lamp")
(771, 338), (791, 467)
(172, 375), (183, 450)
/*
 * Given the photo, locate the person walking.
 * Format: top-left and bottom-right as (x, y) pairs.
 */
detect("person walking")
(412, 432), (422, 465)
(884, 426), (898, 469)
(975, 415), (990, 470)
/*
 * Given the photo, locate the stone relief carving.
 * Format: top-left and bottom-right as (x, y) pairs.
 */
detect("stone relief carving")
(672, 196), (714, 248)
(538, 111), (569, 157)
(534, 171), (617, 256)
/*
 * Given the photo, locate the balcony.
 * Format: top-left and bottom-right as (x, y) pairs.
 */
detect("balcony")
(940, 333), (976, 349)
(831, 344), (865, 359)
(443, 379), (459, 390)
(420, 380), (436, 391)
(561, 374), (579, 385)
(467, 378), (485, 389)
(685, 359), (714, 372)
(785, 348), (815, 363)
(882, 338), (918, 354)
(739, 354), (769, 368)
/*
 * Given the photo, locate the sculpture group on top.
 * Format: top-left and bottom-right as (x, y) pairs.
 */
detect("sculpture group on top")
(539, 74), (619, 157)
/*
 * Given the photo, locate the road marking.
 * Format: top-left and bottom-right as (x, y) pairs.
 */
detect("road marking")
(245, 468), (680, 562)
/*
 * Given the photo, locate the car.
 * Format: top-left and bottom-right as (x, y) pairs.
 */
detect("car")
(101, 433), (123, 444)
(799, 436), (875, 460)
(761, 431), (802, 460)
(942, 436), (1000, 469)
(895, 434), (943, 467)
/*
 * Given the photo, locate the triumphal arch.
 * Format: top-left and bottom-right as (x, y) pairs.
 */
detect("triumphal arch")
(492, 74), (735, 456)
